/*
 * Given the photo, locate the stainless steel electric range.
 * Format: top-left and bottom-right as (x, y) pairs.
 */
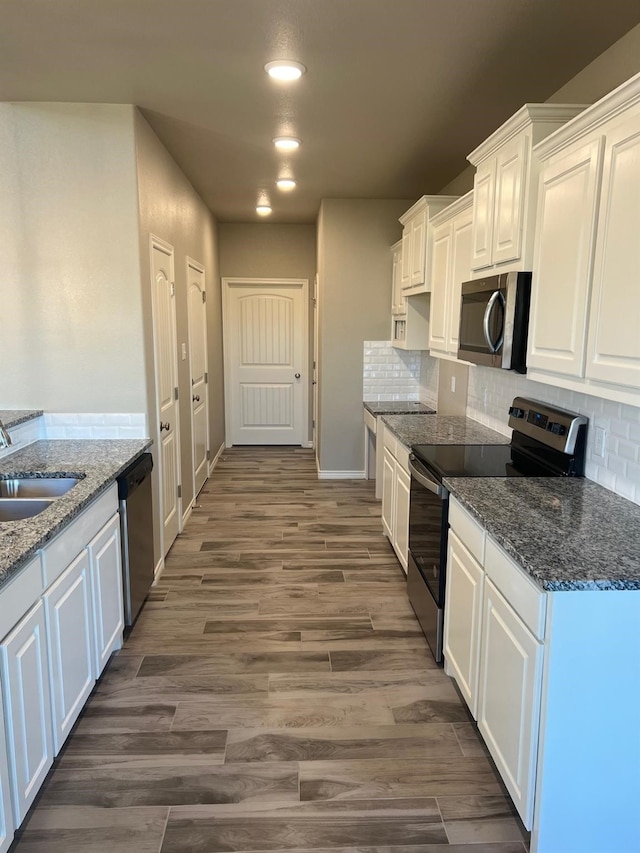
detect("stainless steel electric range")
(406, 397), (588, 664)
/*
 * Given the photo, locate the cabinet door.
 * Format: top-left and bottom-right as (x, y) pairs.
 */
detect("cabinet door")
(477, 579), (543, 829)
(89, 513), (124, 676)
(443, 532), (484, 718)
(492, 135), (528, 266)
(586, 110), (640, 389)
(381, 447), (395, 541)
(393, 463), (410, 574)
(429, 222), (452, 354)
(471, 160), (496, 270)
(44, 549), (95, 754)
(1, 601), (53, 824)
(528, 138), (603, 378)
(400, 226), (411, 288)
(410, 210), (427, 287)
(447, 207), (474, 354)
(391, 244), (406, 316)
(0, 686), (15, 853)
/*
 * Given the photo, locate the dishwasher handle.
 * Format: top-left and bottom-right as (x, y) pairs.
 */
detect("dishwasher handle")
(409, 455), (444, 498)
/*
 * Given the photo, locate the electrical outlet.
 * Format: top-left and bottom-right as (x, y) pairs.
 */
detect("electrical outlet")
(181, 342), (187, 361)
(450, 376), (456, 394)
(594, 426), (606, 458)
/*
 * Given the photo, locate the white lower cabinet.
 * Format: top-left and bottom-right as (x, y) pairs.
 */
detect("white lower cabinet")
(44, 548), (96, 753)
(88, 513), (124, 676)
(443, 531), (484, 717)
(477, 578), (543, 829)
(0, 601), (53, 825)
(380, 426), (410, 573)
(0, 679), (15, 853)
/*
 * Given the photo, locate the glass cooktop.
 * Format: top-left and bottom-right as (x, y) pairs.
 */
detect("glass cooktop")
(411, 443), (517, 480)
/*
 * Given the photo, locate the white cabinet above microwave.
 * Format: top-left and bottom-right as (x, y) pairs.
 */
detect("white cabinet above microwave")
(527, 72), (640, 406)
(467, 103), (586, 274)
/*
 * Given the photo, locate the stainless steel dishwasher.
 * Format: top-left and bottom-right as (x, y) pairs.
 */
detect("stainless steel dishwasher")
(117, 452), (154, 627)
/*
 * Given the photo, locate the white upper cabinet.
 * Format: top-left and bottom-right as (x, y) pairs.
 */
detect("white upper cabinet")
(390, 240), (405, 316)
(528, 72), (640, 404)
(429, 192), (474, 358)
(399, 195), (458, 295)
(467, 104), (586, 273)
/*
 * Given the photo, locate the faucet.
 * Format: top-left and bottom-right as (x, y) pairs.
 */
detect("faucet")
(0, 420), (12, 449)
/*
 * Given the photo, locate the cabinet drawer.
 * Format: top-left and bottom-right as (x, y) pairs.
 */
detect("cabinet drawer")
(485, 537), (546, 640)
(449, 497), (485, 564)
(363, 408), (377, 434)
(0, 555), (43, 642)
(41, 484), (117, 587)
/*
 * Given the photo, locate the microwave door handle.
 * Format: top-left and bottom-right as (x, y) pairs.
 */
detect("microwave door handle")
(409, 458), (444, 497)
(483, 290), (506, 353)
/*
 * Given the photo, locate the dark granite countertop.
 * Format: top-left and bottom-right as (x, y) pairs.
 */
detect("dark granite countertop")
(364, 401), (436, 416)
(0, 410), (44, 429)
(445, 477), (640, 591)
(381, 414), (510, 449)
(0, 439), (152, 590)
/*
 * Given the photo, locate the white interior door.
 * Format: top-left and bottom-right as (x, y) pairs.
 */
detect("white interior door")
(151, 237), (180, 555)
(224, 278), (308, 446)
(187, 258), (210, 496)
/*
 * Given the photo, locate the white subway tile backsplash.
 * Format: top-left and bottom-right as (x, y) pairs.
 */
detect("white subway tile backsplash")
(43, 413), (148, 439)
(363, 341), (422, 401)
(466, 365), (640, 505)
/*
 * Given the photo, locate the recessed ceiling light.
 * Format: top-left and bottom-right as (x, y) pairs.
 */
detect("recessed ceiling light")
(265, 60), (306, 81)
(273, 137), (301, 151)
(256, 205), (272, 216)
(276, 179), (296, 191)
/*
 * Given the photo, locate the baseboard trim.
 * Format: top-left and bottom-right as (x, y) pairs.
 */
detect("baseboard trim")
(208, 442), (225, 476)
(152, 556), (165, 585)
(317, 469), (366, 480)
(302, 440), (314, 449)
(182, 499), (195, 527)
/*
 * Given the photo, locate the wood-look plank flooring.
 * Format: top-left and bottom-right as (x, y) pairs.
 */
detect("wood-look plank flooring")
(14, 447), (529, 852)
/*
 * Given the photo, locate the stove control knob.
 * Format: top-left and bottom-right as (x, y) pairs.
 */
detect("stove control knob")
(509, 406), (525, 418)
(547, 422), (567, 436)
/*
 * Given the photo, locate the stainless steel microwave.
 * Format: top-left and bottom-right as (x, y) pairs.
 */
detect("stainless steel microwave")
(457, 271), (532, 373)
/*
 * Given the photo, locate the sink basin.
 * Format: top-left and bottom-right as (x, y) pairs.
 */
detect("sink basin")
(0, 499), (54, 521)
(0, 477), (79, 499)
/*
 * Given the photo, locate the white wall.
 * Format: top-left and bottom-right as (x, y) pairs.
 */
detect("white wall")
(317, 199), (411, 474)
(0, 103), (146, 411)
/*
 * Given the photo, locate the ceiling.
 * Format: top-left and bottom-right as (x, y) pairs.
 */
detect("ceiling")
(2, 1), (639, 223)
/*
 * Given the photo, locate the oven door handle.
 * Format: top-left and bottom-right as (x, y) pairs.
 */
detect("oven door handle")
(409, 457), (444, 497)
(483, 290), (505, 353)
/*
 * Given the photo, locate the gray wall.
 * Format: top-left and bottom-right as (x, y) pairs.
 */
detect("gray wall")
(316, 199), (412, 473)
(0, 103), (146, 411)
(134, 111), (223, 564)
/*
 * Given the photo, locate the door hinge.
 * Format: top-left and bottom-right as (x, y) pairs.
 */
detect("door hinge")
(202, 291), (207, 303)
(312, 419), (316, 428)
(174, 387), (179, 401)
(204, 372), (208, 383)
(177, 484), (182, 498)
(206, 449), (211, 461)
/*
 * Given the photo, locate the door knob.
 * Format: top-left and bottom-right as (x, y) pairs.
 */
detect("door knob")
(295, 373), (301, 379)
(192, 395), (200, 402)
(160, 421), (170, 432)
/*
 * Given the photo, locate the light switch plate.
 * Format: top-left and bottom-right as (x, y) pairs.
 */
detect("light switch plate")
(181, 343), (187, 360)
(594, 426), (606, 458)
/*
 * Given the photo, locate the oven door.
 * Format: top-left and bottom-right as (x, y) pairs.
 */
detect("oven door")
(457, 275), (505, 367)
(408, 457), (448, 607)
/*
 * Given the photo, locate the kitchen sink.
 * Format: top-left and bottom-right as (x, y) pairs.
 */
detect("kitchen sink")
(0, 499), (54, 521)
(0, 477), (79, 499)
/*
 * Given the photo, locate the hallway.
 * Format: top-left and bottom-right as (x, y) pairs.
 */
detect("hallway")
(14, 447), (528, 852)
